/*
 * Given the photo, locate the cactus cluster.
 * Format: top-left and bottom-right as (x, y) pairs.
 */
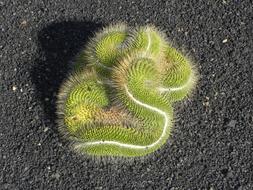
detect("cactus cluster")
(57, 23), (197, 157)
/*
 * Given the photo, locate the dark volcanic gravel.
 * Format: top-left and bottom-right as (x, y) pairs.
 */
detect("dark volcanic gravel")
(1, 0), (253, 189)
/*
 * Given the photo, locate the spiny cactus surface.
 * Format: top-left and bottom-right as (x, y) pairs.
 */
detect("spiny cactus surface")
(57, 23), (198, 157)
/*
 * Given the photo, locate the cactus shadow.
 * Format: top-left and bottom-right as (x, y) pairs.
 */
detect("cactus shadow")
(32, 21), (103, 128)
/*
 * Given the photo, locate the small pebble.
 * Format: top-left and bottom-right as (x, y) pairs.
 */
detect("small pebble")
(222, 39), (228, 43)
(12, 86), (17, 91)
(20, 20), (28, 27)
(203, 101), (210, 107)
(44, 127), (49, 132)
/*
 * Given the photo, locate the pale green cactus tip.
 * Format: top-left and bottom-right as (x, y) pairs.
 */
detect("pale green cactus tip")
(57, 23), (198, 158)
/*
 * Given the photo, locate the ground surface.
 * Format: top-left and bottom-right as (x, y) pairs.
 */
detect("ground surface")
(1, 0), (253, 189)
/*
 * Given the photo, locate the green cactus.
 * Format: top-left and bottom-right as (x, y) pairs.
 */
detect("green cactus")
(57, 23), (198, 157)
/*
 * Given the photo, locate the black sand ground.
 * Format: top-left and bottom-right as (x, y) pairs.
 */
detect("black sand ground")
(1, 1), (253, 189)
